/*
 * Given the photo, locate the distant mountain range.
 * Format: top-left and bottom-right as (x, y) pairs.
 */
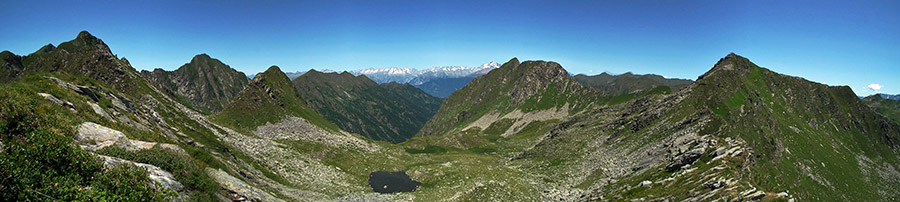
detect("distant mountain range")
(350, 62), (500, 97)
(349, 62), (499, 85)
(878, 93), (900, 101)
(247, 62), (499, 98)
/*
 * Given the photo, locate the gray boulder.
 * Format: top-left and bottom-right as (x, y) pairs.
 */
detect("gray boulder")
(666, 147), (705, 171)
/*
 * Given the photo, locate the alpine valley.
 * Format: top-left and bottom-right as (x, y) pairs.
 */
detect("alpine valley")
(2, 31), (900, 202)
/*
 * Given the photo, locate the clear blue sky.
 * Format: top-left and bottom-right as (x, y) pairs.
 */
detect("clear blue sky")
(1, 0), (898, 95)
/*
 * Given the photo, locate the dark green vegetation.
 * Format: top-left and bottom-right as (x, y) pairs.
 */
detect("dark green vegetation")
(97, 146), (219, 201)
(864, 95), (900, 124)
(0, 82), (171, 201)
(573, 72), (693, 96)
(293, 70), (442, 143)
(213, 66), (339, 133)
(142, 54), (250, 114)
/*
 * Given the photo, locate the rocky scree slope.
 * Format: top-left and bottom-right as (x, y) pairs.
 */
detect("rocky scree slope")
(293, 70), (441, 143)
(141, 54), (249, 114)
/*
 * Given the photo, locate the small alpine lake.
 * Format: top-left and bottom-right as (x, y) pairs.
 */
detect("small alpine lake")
(368, 171), (421, 194)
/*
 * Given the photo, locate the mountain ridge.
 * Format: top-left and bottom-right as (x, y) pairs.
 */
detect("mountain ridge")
(213, 65), (338, 132)
(141, 54), (249, 114)
(574, 72), (693, 96)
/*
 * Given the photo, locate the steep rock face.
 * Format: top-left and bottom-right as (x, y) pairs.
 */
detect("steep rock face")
(213, 66), (337, 132)
(417, 58), (595, 137)
(574, 72), (693, 96)
(141, 54), (249, 114)
(293, 70), (441, 143)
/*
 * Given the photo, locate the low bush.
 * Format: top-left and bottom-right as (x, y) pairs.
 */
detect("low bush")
(0, 92), (172, 201)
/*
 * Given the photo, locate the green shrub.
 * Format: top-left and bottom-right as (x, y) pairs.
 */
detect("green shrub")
(97, 146), (219, 201)
(0, 92), (171, 201)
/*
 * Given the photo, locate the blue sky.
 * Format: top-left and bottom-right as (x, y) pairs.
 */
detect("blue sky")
(1, 0), (898, 95)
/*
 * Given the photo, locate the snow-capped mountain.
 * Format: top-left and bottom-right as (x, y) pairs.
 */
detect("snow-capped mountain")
(409, 62), (501, 85)
(350, 62), (499, 85)
(349, 67), (420, 83)
(879, 93), (900, 101)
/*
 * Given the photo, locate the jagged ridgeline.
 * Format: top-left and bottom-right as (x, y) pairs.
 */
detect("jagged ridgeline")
(0, 31), (386, 201)
(141, 54), (249, 114)
(4, 31), (900, 202)
(0, 31), (239, 201)
(412, 54), (900, 201)
(574, 72), (693, 96)
(293, 70), (441, 143)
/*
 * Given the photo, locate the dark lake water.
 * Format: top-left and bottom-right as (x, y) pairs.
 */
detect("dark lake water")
(368, 171), (421, 193)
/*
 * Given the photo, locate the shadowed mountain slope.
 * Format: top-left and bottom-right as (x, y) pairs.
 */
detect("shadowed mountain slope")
(293, 70), (441, 143)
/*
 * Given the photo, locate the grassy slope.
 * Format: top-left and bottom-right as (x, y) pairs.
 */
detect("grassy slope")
(588, 54), (900, 201)
(418, 58), (599, 137)
(0, 32), (286, 200)
(864, 95), (900, 124)
(213, 65), (338, 133)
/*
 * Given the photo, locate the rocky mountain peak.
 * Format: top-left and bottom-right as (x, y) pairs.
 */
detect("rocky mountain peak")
(77, 30), (96, 40)
(191, 53), (212, 62)
(141, 53), (249, 114)
(38, 43), (56, 53)
(506, 57), (520, 67)
(57, 31), (113, 57)
(119, 57), (130, 66)
(510, 60), (570, 86)
(697, 53), (755, 82)
(255, 65), (286, 82)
